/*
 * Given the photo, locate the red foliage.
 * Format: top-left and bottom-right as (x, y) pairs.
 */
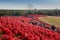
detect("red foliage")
(0, 16), (60, 40)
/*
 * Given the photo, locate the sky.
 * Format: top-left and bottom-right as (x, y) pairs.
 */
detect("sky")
(0, 0), (60, 10)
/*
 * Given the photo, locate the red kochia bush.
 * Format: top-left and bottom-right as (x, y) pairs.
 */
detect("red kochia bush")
(1, 34), (15, 40)
(0, 16), (60, 40)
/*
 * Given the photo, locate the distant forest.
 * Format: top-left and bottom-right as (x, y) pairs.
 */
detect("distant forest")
(0, 9), (60, 16)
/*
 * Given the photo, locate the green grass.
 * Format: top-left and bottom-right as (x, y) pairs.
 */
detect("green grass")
(39, 16), (60, 27)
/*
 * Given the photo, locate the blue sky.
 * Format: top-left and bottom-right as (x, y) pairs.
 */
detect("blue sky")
(0, 0), (60, 9)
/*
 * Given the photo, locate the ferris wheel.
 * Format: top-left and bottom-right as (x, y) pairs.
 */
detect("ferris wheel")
(27, 3), (33, 10)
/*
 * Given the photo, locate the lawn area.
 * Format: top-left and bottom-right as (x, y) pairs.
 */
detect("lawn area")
(39, 16), (60, 27)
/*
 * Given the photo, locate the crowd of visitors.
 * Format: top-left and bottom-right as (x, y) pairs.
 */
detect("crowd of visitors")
(25, 14), (60, 33)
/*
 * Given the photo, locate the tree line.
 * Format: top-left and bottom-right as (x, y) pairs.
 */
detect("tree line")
(0, 10), (60, 16)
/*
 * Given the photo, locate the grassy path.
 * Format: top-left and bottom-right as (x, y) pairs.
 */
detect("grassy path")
(39, 16), (60, 27)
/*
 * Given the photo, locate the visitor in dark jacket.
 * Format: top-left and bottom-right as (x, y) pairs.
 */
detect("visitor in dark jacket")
(51, 25), (56, 31)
